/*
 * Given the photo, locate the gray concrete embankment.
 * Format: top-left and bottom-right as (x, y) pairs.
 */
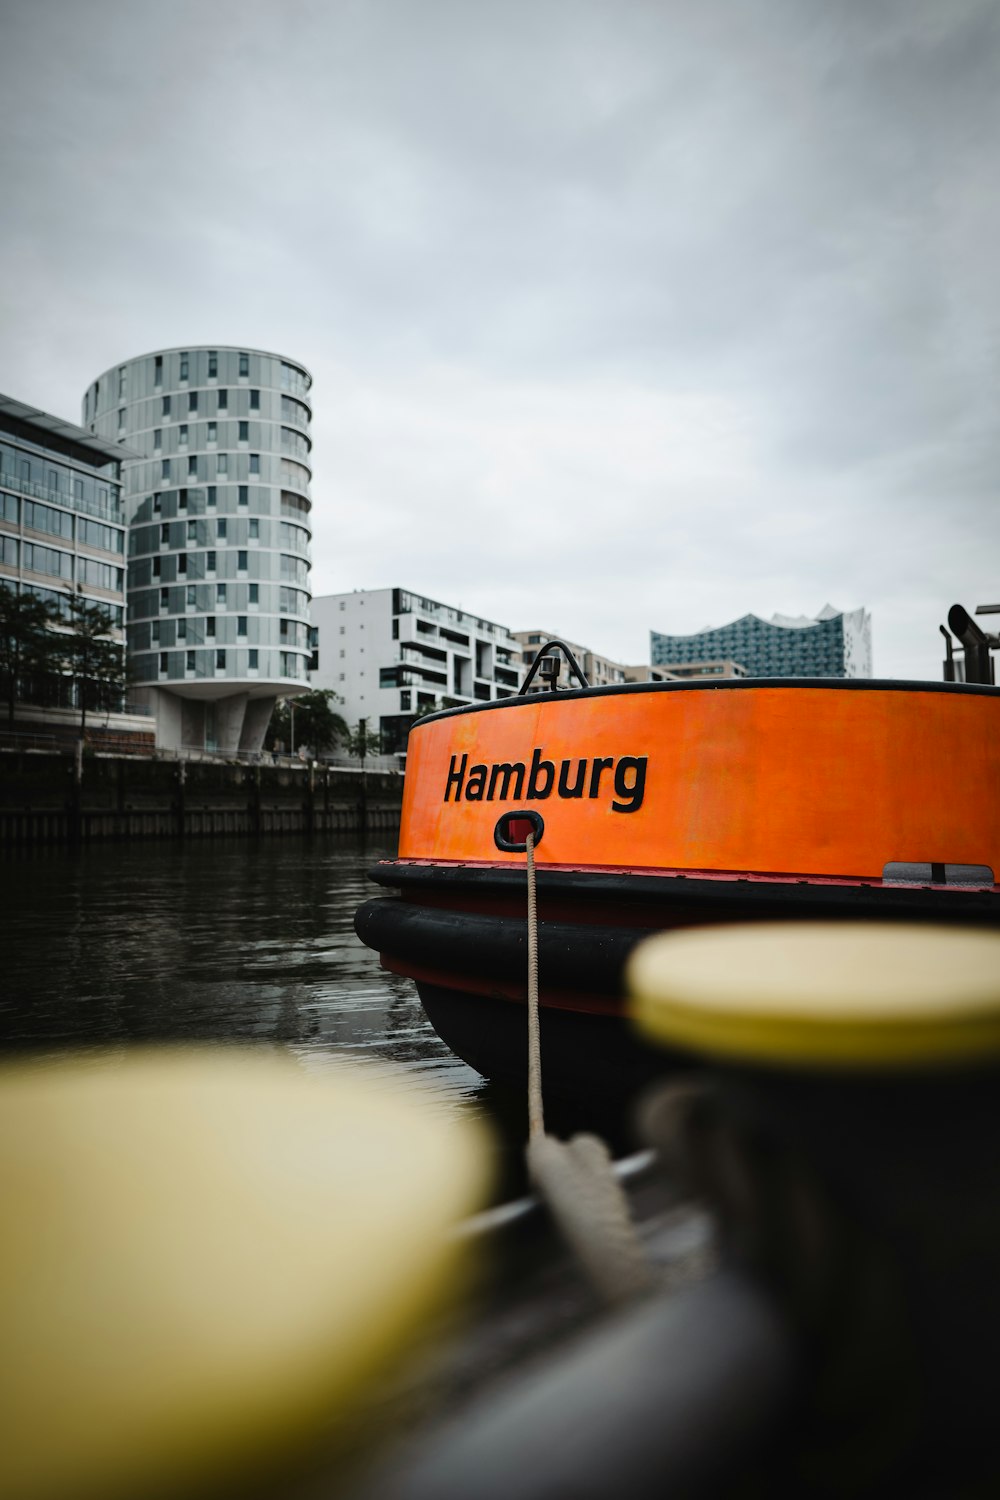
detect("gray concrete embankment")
(0, 751), (403, 844)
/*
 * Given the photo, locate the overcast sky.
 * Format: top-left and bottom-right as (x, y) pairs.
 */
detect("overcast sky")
(2, 0), (998, 678)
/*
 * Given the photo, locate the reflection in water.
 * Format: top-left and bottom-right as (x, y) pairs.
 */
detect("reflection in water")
(0, 837), (488, 1127)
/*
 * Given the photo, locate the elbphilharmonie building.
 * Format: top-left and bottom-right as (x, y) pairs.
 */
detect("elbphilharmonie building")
(85, 347), (312, 752)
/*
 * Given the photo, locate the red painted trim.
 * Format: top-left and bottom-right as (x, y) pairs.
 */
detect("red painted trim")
(379, 856), (999, 894)
(379, 954), (621, 1017)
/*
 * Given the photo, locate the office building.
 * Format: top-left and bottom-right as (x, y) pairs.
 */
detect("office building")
(655, 659), (747, 681)
(651, 605), (872, 679)
(84, 347), (313, 753)
(514, 630), (628, 689)
(0, 393), (145, 739)
(311, 588), (523, 758)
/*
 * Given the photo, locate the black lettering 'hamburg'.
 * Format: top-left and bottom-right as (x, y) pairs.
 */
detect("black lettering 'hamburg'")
(444, 751), (647, 813)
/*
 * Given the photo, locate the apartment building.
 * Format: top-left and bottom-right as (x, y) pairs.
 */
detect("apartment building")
(85, 346), (313, 753)
(513, 629), (631, 689)
(311, 587), (523, 758)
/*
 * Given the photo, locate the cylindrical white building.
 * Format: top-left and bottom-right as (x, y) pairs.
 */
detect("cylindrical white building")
(84, 347), (312, 752)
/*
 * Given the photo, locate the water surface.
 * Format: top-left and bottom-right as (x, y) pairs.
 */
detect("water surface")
(0, 836), (488, 1122)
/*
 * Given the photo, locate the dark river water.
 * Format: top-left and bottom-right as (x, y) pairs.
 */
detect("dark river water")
(0, 835), (493, 1121)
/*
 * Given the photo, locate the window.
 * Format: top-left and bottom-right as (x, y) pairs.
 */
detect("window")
(217, 518), (227, 539)
(238, 352), (249, 377)
(161, 459), (170, 479)
(153, 429), (162, 450)
(249, 389), (260, 410)
(178, 552), (187, 574)
(154, 356), (163, 387)
(179, 424), (188, 446)
(162, 395), (171, 416)
(249, 519), (259, 540)
(187, 520), (196, 541)
(237, 550), (247, 570)
(217, 389), (227, 410)
(208, 351), (218, 379)
(186, 585), (196, 607)
(187, 650), (195, 671)
(177, 618), (186, 640)
(217, 454), (228, 476)
(160, 652), (168, 672)
(207, 422), (217, 443)
(160, 588), (168, 609)
(188, 392), (198, 413)
(339, 600), (345, 610)
(178, 488), (188, 510)
(248, 583), (258, 604)
(238, 420), (249, 441)
(118, 367), (126, 398)
(391, 619), (399, 639)
(237, 616), (247, 636)
(249, 454), (260, 475)
(400, 691), (411, 711)
(152, 556), (161, 578)
(206, 550), (216, 571)
(23, 500), (72, 540)
(150, 622), (160, 645)
(238, 485), (248, 507)
(248, 649), (258, 669)
(206, 616), (216, 636)
(207, 485), (216, 508)
(161, 523), (169, 544)
(216, 583), (227, 604)
(179, 353), (189, 381)
(216, 649), (226, 670)
(118, 407), (125, 429)
(187, 456), (197, 477)
(340, 625), (345, 634)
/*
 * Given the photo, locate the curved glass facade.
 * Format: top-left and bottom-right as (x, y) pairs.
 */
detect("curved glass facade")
(651, 607), (872, 679)
(84, 347), (313, 751)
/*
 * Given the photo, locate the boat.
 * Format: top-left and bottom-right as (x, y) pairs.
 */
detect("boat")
(355, 643), (1000, 1106)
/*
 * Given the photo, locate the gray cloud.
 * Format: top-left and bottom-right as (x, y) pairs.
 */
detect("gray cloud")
(1, 0), (998, 677)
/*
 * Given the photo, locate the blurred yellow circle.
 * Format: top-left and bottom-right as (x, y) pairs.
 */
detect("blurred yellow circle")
(0, 1049), (489, 1500)
(628, 922), (1000, 1069)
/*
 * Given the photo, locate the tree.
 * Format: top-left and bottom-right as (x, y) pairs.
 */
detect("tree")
(58, 593), (126, 738)
(0, 585), (60, 724)
(345, 719), (382, 762)
(269, 690), (348, 756)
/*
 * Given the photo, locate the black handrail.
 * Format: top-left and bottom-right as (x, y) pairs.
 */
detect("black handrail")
(518, 639), (590, 695)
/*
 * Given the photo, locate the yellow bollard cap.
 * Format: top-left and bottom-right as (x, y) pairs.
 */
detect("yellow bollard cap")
(0, 1049), (489, 1500)
(628, 922), (1000, 1071)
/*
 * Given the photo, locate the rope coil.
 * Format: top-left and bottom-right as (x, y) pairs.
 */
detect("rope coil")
(522, 829), (655, 1305)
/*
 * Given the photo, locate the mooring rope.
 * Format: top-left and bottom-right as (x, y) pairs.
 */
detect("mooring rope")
(522, 829), (656, 1306)
(525, 830), (544, 1142)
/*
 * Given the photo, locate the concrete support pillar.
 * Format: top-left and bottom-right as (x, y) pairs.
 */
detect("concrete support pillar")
(240, 696), (277, 754)
(214, 693), (250, 756)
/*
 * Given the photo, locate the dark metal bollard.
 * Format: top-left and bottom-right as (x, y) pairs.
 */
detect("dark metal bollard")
(359, 1267), (795, 1500)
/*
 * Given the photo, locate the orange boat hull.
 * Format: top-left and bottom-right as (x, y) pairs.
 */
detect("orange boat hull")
(355, 681), (1000, 1100)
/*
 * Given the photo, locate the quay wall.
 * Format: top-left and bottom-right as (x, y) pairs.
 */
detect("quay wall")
(0, 752), (403, 844)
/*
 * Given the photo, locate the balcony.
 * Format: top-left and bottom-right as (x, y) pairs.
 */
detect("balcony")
(1, 468), (123, 524)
